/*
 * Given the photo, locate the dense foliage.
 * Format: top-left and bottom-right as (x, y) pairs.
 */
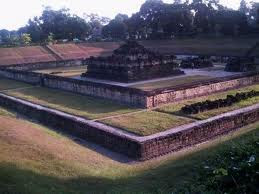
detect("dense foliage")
(103, 0), (259, 40)
(0, 0), (259, 45)
(0, 8), (109, 45)
(174, 131), (258, 193)
(182, 90), (259, 114)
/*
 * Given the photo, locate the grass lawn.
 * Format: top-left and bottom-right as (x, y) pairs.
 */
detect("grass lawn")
(4, 86), (139, 120)
(131, 75), (212, 91)
(157, 84), (259, 120)
(101, 111), (194, 136)
(35, 66), (87, 77)
(102, 84), (259, 136)
(0, 78), (31, 91)
(0, 107), (258, 194)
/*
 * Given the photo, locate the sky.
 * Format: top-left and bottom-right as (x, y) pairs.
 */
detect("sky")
(0, 0), (257, 30)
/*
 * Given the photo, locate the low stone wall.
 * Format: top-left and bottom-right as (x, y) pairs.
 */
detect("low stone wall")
(0, 69), (41, 84)
(0, 93), (142, 159)
(0, 92), (259, 161)
(3, 59), (84, 71)
(139, 105), (259, 160)
(146, 73), (259, 108)
(0, 67), (259, 108)
(0, 68), (147, 107)
(42, 75), (146, 107)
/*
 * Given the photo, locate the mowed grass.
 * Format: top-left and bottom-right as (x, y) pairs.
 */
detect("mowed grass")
(0, 78), (31, 91)
(0, 108), (258, 194)
(102, 84), (259, 135)
(35, 66), (87, 77)
(157, 84), (259, 120)
(101, 111), (194, 136)
(4, 86), (139, 120)
(131, 75), (212, 91)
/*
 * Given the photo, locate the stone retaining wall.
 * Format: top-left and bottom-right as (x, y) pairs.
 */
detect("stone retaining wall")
(3, 59), (83, 71)
(0, 92), (258, 160)
(0, 93), (142, 159)
(146, 73), (259, 108)
(0, 67), (259, 108)
(0, 68), (147, 107)
(42, 74), (146, 107)
(0, 69), (41, 84)
(139, 106), (259, 160)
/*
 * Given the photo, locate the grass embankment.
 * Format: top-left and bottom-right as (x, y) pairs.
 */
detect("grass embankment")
(2, 78), (259, 136)
(102, 84), (259, 136)
(141, 38), (259, 56)
(0, 107), (258, 194)
(3, 86), (139, 120)
(131, 75), (212, 91)
(35, 66), (87, 78)
(0, 78), (191, 135)
(0, 78), (30, 91)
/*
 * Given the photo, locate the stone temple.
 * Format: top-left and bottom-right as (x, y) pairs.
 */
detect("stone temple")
(82, 41), (184, 82)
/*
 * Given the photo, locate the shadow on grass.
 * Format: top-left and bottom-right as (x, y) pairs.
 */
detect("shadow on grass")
(155, 109), (202, 121)
(5, 87), (137, 119)
(0, 159), (194, 194)
(1, 129), (258, 194)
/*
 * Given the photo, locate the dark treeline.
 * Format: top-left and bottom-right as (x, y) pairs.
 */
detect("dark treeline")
(104, 0), (259, 40)
(0, 0), (259, 46)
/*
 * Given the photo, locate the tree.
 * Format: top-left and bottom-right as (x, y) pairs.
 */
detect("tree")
(213, 10), (248, 36)
(83, 13), (110, 39)
(39, 7), (90, 40)
(239, 0), (249, 15)
(102, 19), (128, 39)
(0, 29), (10, 44)
(114, 14), (129, 22)
(24, 17), (43, 42)
(20, 33), (32, 45)
(47, 33), (55, 44)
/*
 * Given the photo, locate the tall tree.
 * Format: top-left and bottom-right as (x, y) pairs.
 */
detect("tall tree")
(20, 33), (32, 45)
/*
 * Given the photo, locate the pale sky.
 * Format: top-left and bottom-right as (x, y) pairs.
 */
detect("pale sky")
(0, 0), (257, 30)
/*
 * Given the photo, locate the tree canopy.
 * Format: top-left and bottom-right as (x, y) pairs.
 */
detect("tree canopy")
(0, 1), (258, 45)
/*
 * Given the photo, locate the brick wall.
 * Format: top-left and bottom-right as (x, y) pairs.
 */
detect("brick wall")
(0, 92), (258, 161)
(0, 68), (147, 107)
(0, 67), (259, 108)
(0, 69), (41, 84)
(0, 93), (142, 159)
(146, 74), (259, 108)
(139, 107), (259, 160)
(42, 75), (147, 107)
(3, 59), (83, 71)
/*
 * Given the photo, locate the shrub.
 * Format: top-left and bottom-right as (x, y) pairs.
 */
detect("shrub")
(182, 90), (259, 115)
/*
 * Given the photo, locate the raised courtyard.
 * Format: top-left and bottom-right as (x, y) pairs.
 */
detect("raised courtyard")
(0, 39), (259, 161)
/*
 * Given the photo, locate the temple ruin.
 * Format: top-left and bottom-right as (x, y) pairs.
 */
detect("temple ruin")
(82, 41), (184, 82)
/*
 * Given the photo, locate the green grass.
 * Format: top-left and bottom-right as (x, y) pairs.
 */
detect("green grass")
(157, 84), (259, 120)
(101, 111), (194, 136)
(4, 86), (139, 120)
(102, 84), (259, 136)
(0, 108), (258, 194)
(0, 78), (30, 91)
(131, 75), (212, 91)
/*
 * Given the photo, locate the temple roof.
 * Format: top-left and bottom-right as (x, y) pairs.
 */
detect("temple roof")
(113, 40), (156, 56)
